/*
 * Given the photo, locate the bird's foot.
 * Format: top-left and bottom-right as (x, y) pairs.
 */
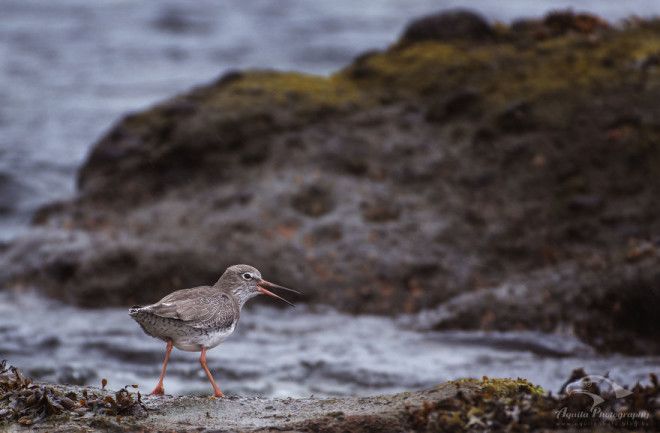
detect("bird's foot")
(212, 389), (224, 398)
(150, 386), (165, 396)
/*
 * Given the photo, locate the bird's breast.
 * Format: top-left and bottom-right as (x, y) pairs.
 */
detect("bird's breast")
(173, 321), (237, 352)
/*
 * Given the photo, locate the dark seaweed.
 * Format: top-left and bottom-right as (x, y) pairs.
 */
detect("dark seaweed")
(0, 360), (147, 426)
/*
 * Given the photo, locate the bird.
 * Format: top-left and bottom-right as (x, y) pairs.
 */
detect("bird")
(128, 264), (298, 397)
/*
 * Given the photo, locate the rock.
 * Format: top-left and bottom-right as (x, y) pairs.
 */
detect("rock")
(543, 10), (610, 35)
(425, 89), (482, 123)
(401, 10), (493, 43)
(415, 254), (660, 355)
(291, 183), (336, 217)
(2, 13), (660, 353)
(494, 101), (536, 132)
(511, 10), (610, 39)
(567, 194), (604, 212)
(360, 193), (401, 223)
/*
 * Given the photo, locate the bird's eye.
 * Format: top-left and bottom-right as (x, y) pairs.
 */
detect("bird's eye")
(242, 273), (253, 280)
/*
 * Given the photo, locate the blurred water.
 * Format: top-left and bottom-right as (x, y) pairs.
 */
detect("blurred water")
(1, 0), (660, 239)
(0, 292), (657, 397)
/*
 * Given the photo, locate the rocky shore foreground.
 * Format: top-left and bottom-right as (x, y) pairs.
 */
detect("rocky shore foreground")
(1, 362), (657, 432)
(1, 10), (659, 356)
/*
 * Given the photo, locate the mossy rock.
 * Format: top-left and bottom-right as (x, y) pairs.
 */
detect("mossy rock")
(453, 377), (545, 398)
(1, 12), (660, 356)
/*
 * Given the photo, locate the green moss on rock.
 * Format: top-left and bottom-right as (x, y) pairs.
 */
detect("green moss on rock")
(452, 377), (545, 398)
(343, 22), (660, 110)
(217, 72), (364, 109)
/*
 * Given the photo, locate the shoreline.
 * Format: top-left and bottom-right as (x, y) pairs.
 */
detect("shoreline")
(1, 364), (657, 432)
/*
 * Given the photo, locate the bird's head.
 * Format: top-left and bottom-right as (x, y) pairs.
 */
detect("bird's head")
(218, 264), (298, 308)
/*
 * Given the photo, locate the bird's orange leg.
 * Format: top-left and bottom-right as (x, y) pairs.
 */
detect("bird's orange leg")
(199, 347), (224, 397)
(150, 340), (173, 396)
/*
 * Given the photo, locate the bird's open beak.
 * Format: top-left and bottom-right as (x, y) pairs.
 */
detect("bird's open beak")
(257, 279), (299, 308)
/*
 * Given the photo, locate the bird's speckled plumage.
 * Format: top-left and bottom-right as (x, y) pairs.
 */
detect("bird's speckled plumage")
(129, 264), (265, 351)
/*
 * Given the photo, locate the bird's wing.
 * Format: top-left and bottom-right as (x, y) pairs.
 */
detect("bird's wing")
(144, 286), (236, 329)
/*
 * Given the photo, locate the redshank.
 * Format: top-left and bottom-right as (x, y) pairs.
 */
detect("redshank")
(129, 264), (298, 397)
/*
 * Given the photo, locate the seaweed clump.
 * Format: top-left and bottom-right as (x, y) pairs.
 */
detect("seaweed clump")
(408, 377), (555, 432)
(408, 375), (658, 432)
(0, 360), (146, 427)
